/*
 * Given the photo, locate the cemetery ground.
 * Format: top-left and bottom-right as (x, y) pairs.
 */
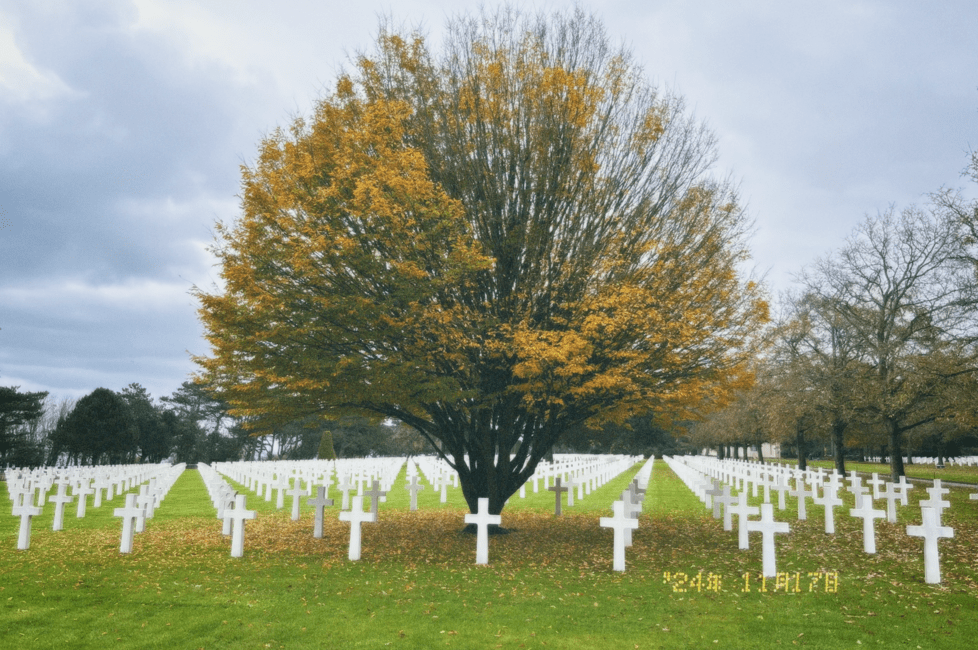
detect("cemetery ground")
(2, 461), (978, 649)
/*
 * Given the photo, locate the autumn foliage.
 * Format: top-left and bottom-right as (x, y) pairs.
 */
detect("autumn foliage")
(194, 7), (767, 514)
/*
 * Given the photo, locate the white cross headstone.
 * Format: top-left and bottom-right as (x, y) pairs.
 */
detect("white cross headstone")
(850, 493), (886, 554)
(620, 490), (642, 547)
(770, 474), (790, 510)
(745, 502), (790, 578)
(464, 498), (501, 565)
(600, 499), (640, 572)
(337, 475), (354, 511)
(789, 479), (813, 521)
(731, 492), (760, 550)
(13, 500), (43, 550)
(338, 495), (377, 561)
(438, 475), (449, 504)
(867, 473), (885, 500)
(896, 475), (913, 506)
(919, 480), (951, 524)
(308, 486), (334, 538)
(49, 482), (74, 531)
(74, 480), (94, 518)
(906, 506), (954, 584)
(92, 475), (110, 507)
(716, 485), (737, 531)
(113, 493), (144, 554)
(881, 481), (901, 523)
(814, 480), (844, 534)
(220, 492), (237, 536)
(406, 475), (425, 511)
(565, 476), (578, 507)
(275, 474), (289, 509)
(228, 494), (257, 558)
(287, 477), (310, 521)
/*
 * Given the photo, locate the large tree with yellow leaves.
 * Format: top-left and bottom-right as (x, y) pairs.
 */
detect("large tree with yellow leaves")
(194, 7), (767, 515)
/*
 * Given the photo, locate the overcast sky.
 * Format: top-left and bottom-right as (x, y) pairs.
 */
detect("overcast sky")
(2, 0), (976, 403)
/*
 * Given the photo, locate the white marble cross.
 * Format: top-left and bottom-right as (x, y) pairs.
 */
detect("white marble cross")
(716, 486), (737, 531)
(438, 474), (449, 503)
(220, 491), (237, 536)
(274, 474), (290, 509)
(464, 497), (501, 565)
(745, 502), (790, 578)
(92, 475), (110, 507)
(337, 475), (354, 510)
(731, 492), (760, 550)
(814, 480), (843, 534)
(287, 477), (310, 521)
(114, 493), (145, 554)
(919, 480), (951, 524)
(848, 476), (869, 510)
(74, 479), (94, 518)
(881, 481), (902, 523)
(907, 506), (954, 584)
(135, 486), (154, 532)
(49, 482), (74, 531)
(850, 493), (886, 553)
(228, 493), (257, 558)
(789, 478), (813, 521)
(897, 475), (914, 506)
(338, 495), (377, 561)
(565, 476), (579, 506)
(308, 486), (334, 538)
(600, 499), (640, 572)
(620, 490), (642, 547)
(13, 500), (43, 550)
(406, 475), (425, 511)
(770, 474), (790, 510)
(867, 473), (885, 500)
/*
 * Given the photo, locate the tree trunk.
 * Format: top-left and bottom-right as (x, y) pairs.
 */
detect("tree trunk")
(717, 445), (725, 460)
(885, 418), (906, 482)
(796, 422), (807, 472)
(756, 442), (765, 464)
(832, 419), (846, 475)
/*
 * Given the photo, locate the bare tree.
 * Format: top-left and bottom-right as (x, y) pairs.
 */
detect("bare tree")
(801, 206), (976, 481)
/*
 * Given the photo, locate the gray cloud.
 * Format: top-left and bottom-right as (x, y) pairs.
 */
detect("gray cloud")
(1, 0), (976, 401)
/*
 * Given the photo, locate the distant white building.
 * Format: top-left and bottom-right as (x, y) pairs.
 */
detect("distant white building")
(701, 443), (780, 459)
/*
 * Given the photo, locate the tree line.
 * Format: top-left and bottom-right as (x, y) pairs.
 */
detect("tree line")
(691, 153), (978, 481)
(0, 380), (430, 468)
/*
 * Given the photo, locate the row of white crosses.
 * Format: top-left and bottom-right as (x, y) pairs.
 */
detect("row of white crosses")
(412, 453), (642, 516)
(677, 455), (962, 584)
(460, 454), (650, 568)
(198, 462), (257, 557)
(111, 464), (186, 554)
(7, 462), (182, 551)
(666, 456), (790, 578)
(208, 454), (641, 564)
(212, 457), (403, 560)
(599, 456), (655, 571)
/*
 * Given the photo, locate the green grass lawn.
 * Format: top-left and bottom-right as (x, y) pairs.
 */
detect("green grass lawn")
(2, 459), (977, 649)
